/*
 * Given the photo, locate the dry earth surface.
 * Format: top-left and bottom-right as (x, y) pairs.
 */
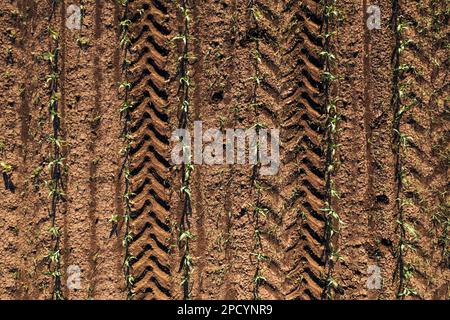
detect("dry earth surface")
(0, 0), (448, 300)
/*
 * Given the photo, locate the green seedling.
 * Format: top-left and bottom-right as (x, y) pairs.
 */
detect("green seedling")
(319, 50), (336, 63)
(48, 27), (59, 41)
(76, 36), (90, 48)
(117, 0), (129, 6)
(1, 161), (13, 174)
(43, 12), (65, 300)
(9, 226), (19, 236)
(253, 272), (266, 285)
(2, 71), (12, 80)
(7, 30), (17, 42)
(31, 165), (43, 180)
(391, 6), (421, 299)
(42, 51), (56, 64)
(250, 6), (262, 21)
(320, 0), (343, 300)
(119, 80), (131, 90)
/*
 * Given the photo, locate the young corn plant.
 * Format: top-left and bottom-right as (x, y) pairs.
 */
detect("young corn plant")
(391, 2), (418, 299)
(320, 0), (343, 300)
(173, 0), (194, 299)
(44, 5), (64, 300)
(0, 161), (16, 192)
(117, 0), (135, 300)
(1, 161), (15, 192)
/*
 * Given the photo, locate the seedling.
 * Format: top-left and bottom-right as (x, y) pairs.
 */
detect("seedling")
(48, 27), (59, 41)
(9, 226), (19, 236)
(76, 36), (90, 48)
(1, 161), (15, 192)
(116, 0), (139, 299)
(31, 165), (43, 183)
(171, 0), (196, 299)
(119, 101), (132, 113)
(117, 0), (129, 7)
(42, 51), (56, 64)
(48, 226), (60, 237)
(391, 1), (420, 299)
(7, 30), (17, 42)
(320, 0), (343, 300)
(245, 0), (276, 300)
(2, 71), (12, 80)
(42, 7), (65, 300)
(253, 272), (266, 285)
(6, 49), (13, 64)
(319, 50), (336, 63)
(250, 6), (262, 21)
(0, 161), (13, 174)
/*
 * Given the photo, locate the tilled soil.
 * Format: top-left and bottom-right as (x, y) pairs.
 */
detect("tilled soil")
(0, 0), (448, 300)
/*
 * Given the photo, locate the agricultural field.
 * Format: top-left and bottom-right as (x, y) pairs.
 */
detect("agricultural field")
(0, 0), (448, 300)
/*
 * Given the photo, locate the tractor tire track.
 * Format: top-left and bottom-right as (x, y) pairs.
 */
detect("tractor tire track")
(248, 0), (285, 300)
(279, 0), (327, 300)
(396, 0), (449, 299)
(128, 0), (173, 300)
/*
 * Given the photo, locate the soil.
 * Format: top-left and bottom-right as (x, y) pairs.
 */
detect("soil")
(0, 0), (448, 300)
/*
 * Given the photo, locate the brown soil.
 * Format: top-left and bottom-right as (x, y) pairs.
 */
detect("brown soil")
(0, 0), (448, 300)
